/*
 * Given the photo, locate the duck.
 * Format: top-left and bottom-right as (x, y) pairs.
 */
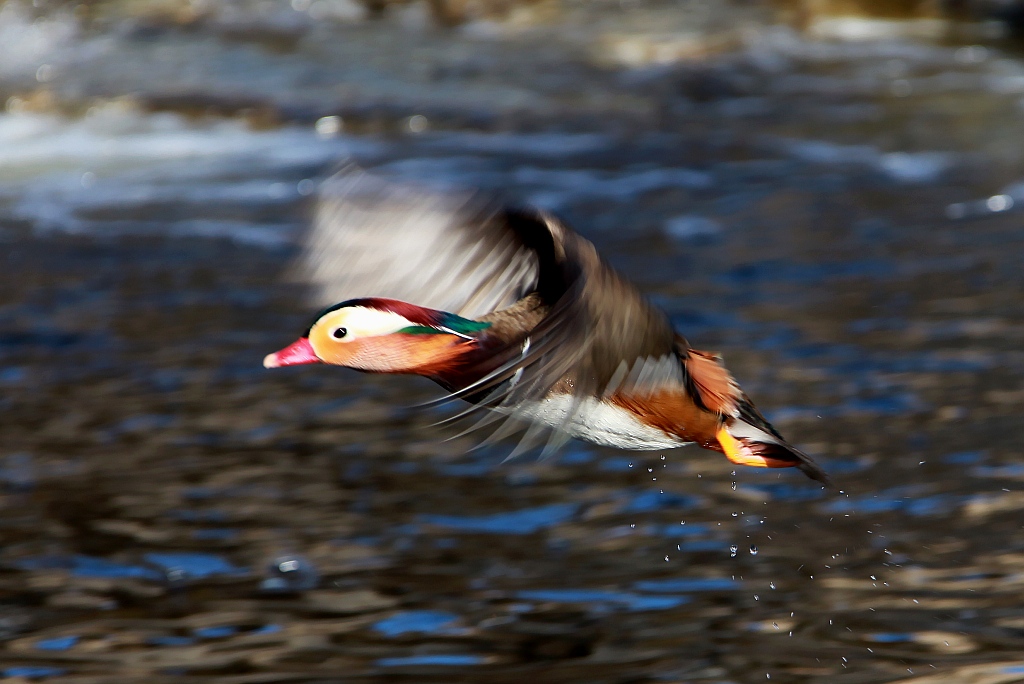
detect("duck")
(264, 168), (829, 486)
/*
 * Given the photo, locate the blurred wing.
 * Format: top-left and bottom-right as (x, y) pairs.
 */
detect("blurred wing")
(300, 168), (695, 452)
(434, 210), (688, 450)
(298, 166), (539, 319)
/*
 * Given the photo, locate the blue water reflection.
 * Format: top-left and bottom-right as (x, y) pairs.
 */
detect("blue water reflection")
(2, 667), (67, 679)
(194, 626), (238, 639)
(867, 633), (913, 643)
(944, 451), (987, 465)
(144, 552), (247, 579)
(35, 636), (78, 651)
(625, 491), (701, 512)
(373, 610), (459, 637)
(377, 655), (485, 667)
(599, 457), (635, 472)
(516, 589), (689, 611)
(420, 503), (578, 535)
(16, 555), (161, 581)
(655, 523), (712, 538)
(823, 489), (959, 517)
(747, 482), (826, 502)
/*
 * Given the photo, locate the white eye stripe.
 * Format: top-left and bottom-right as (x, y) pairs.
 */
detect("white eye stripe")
(319, 307), (416, 341)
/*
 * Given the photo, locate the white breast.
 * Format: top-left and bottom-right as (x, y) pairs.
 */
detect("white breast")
(515, 395), (689, 451)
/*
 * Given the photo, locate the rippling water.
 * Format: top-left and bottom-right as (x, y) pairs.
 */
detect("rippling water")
(3, 1), (1024, 682)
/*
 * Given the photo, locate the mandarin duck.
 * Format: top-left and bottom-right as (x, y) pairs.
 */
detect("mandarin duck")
(264, 169), (829, 485)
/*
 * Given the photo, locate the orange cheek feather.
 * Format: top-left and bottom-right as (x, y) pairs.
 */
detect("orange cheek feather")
(314, 334), (469, 374)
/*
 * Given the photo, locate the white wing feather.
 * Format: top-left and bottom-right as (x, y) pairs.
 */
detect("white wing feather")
(299, 167), (539, 319)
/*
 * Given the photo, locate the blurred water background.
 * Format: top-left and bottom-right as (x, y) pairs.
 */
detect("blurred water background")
(2, 0), (1024, 681)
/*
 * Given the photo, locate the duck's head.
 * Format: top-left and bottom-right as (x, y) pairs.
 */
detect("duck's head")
(263, 298), (491, 375)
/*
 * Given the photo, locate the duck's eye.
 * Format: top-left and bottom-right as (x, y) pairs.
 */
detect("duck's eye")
(331, 327), (348, 340)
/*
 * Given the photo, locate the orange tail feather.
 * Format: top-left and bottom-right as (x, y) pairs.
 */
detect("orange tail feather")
(715, 424), (831, 487)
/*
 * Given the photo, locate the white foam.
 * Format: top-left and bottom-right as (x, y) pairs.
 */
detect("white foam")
(783, 138), (952, 184)
(0, 3), (79, 82)
(664, 215), (721, 241)
(0, 109), (380, 242)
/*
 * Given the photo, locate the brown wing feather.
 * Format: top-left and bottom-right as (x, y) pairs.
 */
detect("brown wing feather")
(495, 208), (679, 396)
(681, 348), (741, 417)
(300, 166), (540, 319)
(445, 208), (683, 433)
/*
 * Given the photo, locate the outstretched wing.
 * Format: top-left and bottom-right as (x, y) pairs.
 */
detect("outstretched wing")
(420, 207), (687, 452)
(298, 166), (539, 319)
(297, 167), (687, 447)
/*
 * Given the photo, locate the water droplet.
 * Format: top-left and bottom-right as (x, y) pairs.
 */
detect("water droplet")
(260, 554), (320, 592)
(660, 454), (666, 460)
(731, 470), (736, 476)
(648, 467), (653, 472)
(987, 194), (1013, 212)
(732, 511), (738, 517)
(754, 594), (759, 600)
(729, 544), (738, 558)
(769, 581), (776, 589)
(628, 462), (633, 468)
(749, 545), (758, 556)
(314, 115), (343, 138)
(664, 555), (670, 562)
(731, 481), (737, 490)
(772, 622), (778, 629)
(407, 114), (429, 133)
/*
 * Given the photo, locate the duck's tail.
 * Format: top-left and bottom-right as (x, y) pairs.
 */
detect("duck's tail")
(680, 346), (830, 487)
(715, 406), (831, 488)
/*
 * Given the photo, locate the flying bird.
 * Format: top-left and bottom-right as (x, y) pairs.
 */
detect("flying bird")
(264, 169), (829, 486)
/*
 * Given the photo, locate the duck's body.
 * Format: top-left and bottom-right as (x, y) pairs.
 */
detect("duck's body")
(265, 170), (829, 485)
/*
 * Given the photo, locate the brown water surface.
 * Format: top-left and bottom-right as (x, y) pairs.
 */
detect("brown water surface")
(2, 1), (1024, 682)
